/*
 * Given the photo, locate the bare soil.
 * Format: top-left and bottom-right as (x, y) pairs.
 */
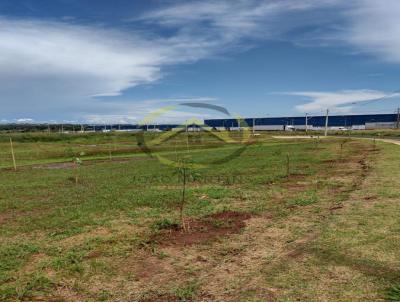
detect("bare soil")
(151, 211), (252, 246)
(139, 294), (179, 302)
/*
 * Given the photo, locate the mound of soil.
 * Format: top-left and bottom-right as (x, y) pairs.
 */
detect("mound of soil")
(151, 211), (251, 246)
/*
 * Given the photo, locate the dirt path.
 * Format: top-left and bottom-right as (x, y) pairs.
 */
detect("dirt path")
(376, 138), (400, 145)
(272, 135), (328, 139)
(272, 135), (400, 146)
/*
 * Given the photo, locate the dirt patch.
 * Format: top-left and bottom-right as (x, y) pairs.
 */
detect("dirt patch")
(282, 181), (309, 191)
(59, 227), (110, 248)
(33, 162), (76, 170)
(151, 211), (252, 247)
(323, 159), (338, 164)
(0, 207), (50, 226)
(0, 212), (10, 225)
(20, 253), (49, 274)
(84, 250), (102, 259)
(31, 296), (66, 302)
(126, 255), (176, 281)
(139, 294), (178, 302)
(329, 205), (344, 212)
(285, 232), (319, 260)
(30, 157), (147, 170)
(286, 173), (307, 180)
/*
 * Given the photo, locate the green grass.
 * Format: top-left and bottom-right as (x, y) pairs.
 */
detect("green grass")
(1, 132), (399, 301)
(387, 285), (400, 301)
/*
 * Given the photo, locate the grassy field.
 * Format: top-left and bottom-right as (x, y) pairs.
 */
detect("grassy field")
(1, 132), (400, 301)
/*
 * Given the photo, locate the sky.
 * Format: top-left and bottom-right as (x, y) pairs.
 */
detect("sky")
(1, 0), (400, 124)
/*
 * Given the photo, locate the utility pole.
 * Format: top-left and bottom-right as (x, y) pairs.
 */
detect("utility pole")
(396, 107), (400, 129)
(305, 113), (308, 134)
(324, 109), (329, 137)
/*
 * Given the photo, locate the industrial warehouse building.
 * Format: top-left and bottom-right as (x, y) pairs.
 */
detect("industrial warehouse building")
(6, 113), (398, 132)
(204, 113), (399, 131)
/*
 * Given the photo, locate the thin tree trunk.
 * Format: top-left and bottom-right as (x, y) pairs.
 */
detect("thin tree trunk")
(9, 137), (17, 171)
(180, 166), (187, 231)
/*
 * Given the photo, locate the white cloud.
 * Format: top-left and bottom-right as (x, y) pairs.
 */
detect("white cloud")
(83, 97), (223, 124)
(289, 90), (397, 113)
(0, 16), (236, 122)
(16, 118), (35, 123)
(292, 0), (400, 64)
(141, 0), (342, 47)
(0, 18), (165, 98)
(142, 0), (400, 66)
(337, 0), (400, 63)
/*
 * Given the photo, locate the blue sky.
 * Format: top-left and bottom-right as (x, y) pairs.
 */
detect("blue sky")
(1, 0), (400, 124)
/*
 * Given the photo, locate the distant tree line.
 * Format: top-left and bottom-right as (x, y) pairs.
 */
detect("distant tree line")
(0, 124), (90, 132)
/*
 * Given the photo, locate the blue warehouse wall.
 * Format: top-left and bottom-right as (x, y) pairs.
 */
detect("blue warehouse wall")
(204, 114), (397, 128)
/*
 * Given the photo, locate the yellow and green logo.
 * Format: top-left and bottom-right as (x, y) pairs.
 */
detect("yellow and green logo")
(136, 103), (253, 169)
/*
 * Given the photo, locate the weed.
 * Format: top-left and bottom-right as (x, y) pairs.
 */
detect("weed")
(15, 274), (54, 300)
(387, 285), (400, 301)
(286, 191), (318, 207)
(51, 250), (85, 274)
(97, 289), (111, 301)
(173, 280), (200, 301)
(151, 218), (180, 231)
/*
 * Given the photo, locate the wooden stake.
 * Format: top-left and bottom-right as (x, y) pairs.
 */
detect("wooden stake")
(340, 141), (344, 159)
(286, 153), (290, 178)
(9, 137), (17, 171)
